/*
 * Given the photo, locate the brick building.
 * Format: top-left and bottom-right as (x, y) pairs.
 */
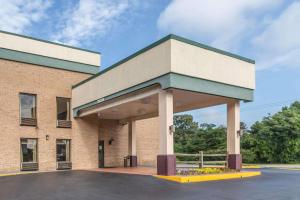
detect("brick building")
(0, 30), (255, 175)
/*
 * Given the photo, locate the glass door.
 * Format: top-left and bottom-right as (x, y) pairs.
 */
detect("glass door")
(98, 140), (104, 168)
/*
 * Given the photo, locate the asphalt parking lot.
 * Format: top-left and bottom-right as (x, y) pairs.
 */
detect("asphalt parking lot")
(0, 169), (299, 200)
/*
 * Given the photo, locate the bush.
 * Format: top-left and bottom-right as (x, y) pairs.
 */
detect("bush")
(176, 167), (227, 176)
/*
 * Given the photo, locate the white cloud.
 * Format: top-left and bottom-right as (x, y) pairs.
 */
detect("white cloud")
(53, 0), (140, 46)
(157, 0), (282, 50)
(0, 0), (52, 33)
(253, 1), (300, 70)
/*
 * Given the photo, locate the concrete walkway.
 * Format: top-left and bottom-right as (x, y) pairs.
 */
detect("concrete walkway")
(88, 167), (157, 175)
(258, 164), (300, 169)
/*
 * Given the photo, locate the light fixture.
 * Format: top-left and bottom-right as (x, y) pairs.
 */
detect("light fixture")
(109, 138), (114, 145)
(119, 120), (128, 126)
(237, 129), (244, 137)
(169, 125), (175, 134)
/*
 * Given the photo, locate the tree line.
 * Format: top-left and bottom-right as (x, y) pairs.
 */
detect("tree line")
(174, 101), (300, 163)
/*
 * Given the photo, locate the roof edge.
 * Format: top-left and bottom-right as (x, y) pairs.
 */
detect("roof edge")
(0, 30), (101, 55)
(72, 35), (173, 89)
(0, 47), (99, 75)
(169, 34), (255, 64)
(72, 34), (255, 89)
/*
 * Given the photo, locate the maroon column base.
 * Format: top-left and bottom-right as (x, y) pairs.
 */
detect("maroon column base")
(157, 155), (176, 176)
(228, 154), (242, 170)
(129, 156), (137, 167)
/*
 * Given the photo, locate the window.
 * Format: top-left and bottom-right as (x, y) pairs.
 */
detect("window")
(57, 97), (70, 121)
(20, 93), (37, 126)
(21, 138), (37, 163)
(56, 97), (71, 128)
(56, 139), (71, 162)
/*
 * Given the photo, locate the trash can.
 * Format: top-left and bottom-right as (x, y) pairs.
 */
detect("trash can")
(124, 156), (129, 167)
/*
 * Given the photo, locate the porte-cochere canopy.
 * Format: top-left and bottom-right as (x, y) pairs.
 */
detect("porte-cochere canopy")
(72, 34), (255, 118)
(71, 34), (255, 175)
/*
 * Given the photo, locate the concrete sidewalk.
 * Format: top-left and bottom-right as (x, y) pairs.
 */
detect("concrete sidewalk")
(258, 164), (300, 169)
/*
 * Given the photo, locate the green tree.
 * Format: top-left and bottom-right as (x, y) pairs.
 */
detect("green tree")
(174, 115), (226, 154)
(247, 102), (300, 163)
(174, 102), (300, 164)
(174, 115), (198, 153)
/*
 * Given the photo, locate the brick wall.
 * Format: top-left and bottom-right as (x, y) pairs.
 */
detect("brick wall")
(0, 59), (98, 172)
(98, 117), (159, 167)
(0, 59), (160, 173)
(99, 120), (128, 167)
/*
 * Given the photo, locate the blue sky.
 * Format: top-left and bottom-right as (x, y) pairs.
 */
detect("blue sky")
(1, 0), (300, 127)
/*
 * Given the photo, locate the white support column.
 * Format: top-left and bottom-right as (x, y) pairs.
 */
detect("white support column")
(158, 90), (174, 155)
(227, 101), (241, 170)
(157, 89), (176, 175)
(128, 120), (137, 167)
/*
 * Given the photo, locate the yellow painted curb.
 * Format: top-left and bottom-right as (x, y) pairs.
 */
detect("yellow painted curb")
(0, 172), (35, 177)
(0, 170), (72, 177)
(155, 171), (261, 183)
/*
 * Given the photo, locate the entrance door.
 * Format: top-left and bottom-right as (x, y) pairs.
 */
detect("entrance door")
(98, 140), (105, 168)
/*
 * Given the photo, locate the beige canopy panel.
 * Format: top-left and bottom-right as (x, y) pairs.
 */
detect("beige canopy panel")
(72, 34), (255, 118)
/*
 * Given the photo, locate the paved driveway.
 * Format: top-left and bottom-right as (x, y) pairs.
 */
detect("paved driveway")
(0, 169), (299, 200)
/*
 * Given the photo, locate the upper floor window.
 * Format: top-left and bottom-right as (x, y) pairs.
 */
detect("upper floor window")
(20, 93), (37, 126)
(56, 97), (71, 128)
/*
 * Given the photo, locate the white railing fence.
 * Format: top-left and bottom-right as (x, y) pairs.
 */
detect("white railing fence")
(175, 151), (228, 168)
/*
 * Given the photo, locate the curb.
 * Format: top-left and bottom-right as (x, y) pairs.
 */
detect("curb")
(155, 171), (261, 183)
(279, 168), (300, 171)
(0, 172), (36, 177)
(0, 169), (71, 177)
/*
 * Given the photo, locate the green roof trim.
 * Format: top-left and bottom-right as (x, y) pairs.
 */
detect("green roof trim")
(0, 30), (101, 54)
(72, 34), (255, 89)
(0, 47), (99, 75)
(73, 72), (253, 117)
(169, 73), (253, 101)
